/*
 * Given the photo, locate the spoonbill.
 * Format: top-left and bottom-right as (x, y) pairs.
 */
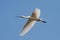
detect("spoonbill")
(17, 8), (46, 36)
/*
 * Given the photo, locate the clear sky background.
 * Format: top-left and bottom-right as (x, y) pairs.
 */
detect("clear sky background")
(0, 0), (60, 40)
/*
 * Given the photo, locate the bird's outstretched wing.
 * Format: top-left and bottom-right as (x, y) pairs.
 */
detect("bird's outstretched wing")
(20, 19), (36, 36)
(31, 8), (41, 18)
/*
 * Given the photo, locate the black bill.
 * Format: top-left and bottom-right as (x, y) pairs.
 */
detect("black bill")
(42, 21), (47, 23)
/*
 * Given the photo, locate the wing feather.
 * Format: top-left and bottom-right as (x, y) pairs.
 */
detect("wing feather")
(20, 19), (36, 36)
(31, 8), (40, 18)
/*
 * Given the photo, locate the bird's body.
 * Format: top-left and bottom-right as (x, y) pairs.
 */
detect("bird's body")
(18, 8), (46, 36)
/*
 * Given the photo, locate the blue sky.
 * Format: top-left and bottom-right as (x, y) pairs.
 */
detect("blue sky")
(0, 0), (60, 40)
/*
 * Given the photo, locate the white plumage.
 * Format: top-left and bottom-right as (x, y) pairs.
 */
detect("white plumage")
(20, 8), (41, 36)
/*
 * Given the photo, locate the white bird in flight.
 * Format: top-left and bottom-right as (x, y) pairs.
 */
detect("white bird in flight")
(17, 8), (46, 36)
